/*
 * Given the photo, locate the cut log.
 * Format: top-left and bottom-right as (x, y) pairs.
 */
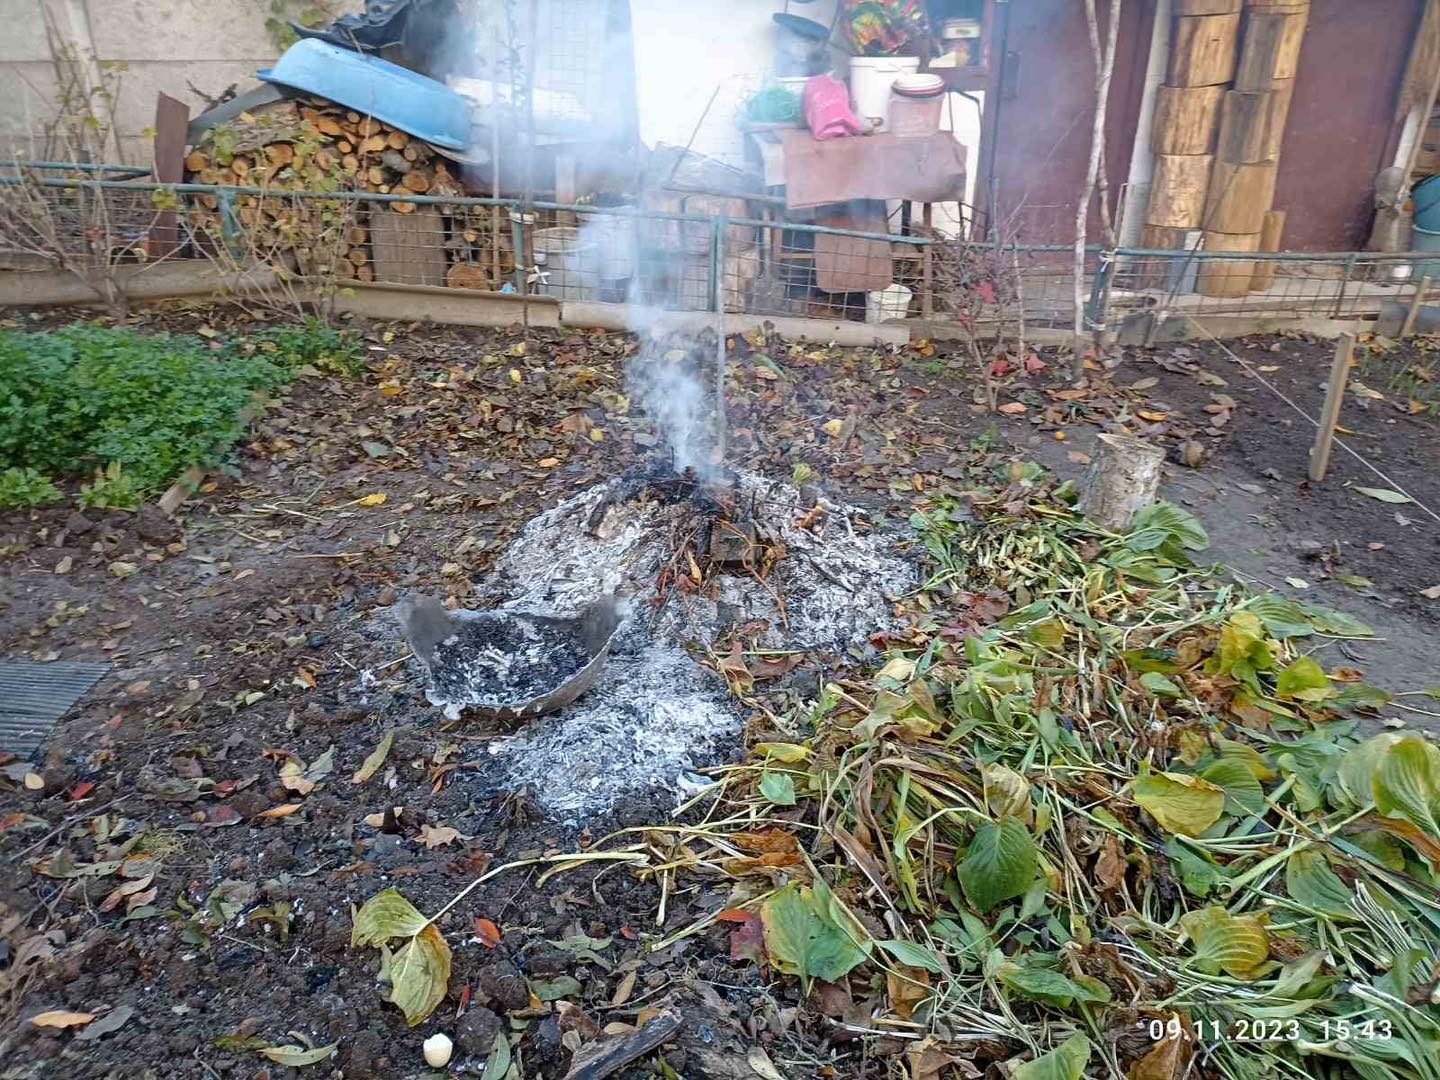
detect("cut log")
(359, 133), (388, 154)
(1177, 0), (1241, 11)
(1169, 14), (1241, 87)
(1079, 435), (1165, 531)
(402, 169), (432, 194)
(1152, 85), (1226, 155)
(386, 129), (409, 150)
(337, 139), (353, 154)
(1147, 154), (1214, 228)
(403, 145), (420, 162)
(1205, 160), (1278, 233)
(1249, 209), (1286, 291)
(1235, 11), (1309, 90)
(1195, 230), (1260, 297)
(1216, 85), (1293, 163)
(447, 263), (491, 290)
(184, 149), (208, 172)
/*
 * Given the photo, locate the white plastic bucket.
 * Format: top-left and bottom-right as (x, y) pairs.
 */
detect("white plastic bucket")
(866, 283), (913, 323)
(849, 55), (921, 131)
(534, 226), (601, 299)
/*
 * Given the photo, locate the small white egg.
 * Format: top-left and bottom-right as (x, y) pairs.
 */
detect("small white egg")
(423, 1032), (453, 1068)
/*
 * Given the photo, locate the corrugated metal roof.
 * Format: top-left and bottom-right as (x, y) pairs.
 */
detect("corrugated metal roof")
(0, 660), (111, 758)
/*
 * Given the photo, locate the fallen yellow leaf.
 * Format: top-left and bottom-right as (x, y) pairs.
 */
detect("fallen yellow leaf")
(589, 428), (605, 442)
(358, 493), (387, 507)
(1138, 410), (1169, 422)
(822, 419), (845, 437)
(998, 402), (1028, 415)
(31, 1011), (95, 1029)
(256, 803), (303, 819)
(538, 457), (560, 468)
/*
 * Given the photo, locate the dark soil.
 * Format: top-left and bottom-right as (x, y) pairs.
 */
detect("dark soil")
(1, 308), (1436, 1078)
(1134, 334), (1440, 625)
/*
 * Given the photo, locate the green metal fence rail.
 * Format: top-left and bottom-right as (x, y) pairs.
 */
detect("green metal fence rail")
(0, 173), (1432, 330)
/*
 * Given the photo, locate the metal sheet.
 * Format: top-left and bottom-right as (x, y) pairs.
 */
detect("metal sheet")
(0, 660), (110, 758)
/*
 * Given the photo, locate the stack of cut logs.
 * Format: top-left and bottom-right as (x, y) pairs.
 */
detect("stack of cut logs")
(1144, 0), (1308, 297)
(185, 97), (510, 288)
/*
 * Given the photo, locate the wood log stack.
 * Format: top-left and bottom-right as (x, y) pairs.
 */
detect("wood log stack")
(184, 98), (510, 288)
(1144, 0), (1308, 297)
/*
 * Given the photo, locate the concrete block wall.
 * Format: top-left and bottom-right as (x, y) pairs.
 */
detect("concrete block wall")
(0, 0), (360, 165)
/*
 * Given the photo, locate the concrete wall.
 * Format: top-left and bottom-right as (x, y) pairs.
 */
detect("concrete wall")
(0, 0), (359, 165)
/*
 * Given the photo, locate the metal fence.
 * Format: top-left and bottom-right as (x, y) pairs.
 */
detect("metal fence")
(0, 173), (1434, 333)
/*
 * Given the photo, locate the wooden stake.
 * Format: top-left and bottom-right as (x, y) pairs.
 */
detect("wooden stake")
(1309, 333), (1355, 482)
(1402, 275), (1432, 339)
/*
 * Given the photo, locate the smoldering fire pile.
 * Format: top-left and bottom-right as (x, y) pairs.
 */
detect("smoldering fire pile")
(390, 389), (916, 817)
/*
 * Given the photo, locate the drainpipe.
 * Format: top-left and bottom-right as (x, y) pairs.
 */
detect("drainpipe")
(983, 0), (1014, 240)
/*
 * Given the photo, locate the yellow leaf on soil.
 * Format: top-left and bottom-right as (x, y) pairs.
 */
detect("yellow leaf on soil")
(358, 493), (387, 507)
(31, 1011), (95, 1029)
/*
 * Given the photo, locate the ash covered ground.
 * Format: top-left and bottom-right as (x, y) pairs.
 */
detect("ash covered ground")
(395, 467), (918, 817)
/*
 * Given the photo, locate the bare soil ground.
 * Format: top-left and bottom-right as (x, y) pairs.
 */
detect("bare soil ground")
(1, 310), (1436, 1079)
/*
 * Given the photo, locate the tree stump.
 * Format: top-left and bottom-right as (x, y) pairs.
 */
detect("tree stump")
(1080, 434), (1166, 531)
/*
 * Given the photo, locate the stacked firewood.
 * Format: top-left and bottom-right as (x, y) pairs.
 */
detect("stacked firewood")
(184, 98), (500, 285)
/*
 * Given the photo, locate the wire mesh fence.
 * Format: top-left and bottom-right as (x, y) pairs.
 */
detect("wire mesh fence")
(1, 175), (1436, 335)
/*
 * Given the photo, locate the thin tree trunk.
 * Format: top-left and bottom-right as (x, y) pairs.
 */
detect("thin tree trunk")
(1073, 0), (1123, 380)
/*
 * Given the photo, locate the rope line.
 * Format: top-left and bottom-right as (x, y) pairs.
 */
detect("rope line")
(1178, 313), (1440, 527)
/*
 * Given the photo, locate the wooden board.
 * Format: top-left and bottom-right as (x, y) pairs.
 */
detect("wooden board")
(1216, 85), (1294, 163)
(370, 205), (447, 287)
(1196, 230), (1260, 297)
(1153, 85), (1226, 155)
(1250, 209), (1287, 291)
(149, 93), (189, 258)
(1206, 160), (1279, 232)
(1177, 0), (1241, 11)
(1246, 0), (1309, 10)
(1147, 154), (1214, 227)
(1235, 11), (1309, 90)
(1170, 14), (1242, 87)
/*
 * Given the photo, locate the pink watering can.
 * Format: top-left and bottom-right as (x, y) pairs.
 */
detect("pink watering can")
(804, 74), (862, 140)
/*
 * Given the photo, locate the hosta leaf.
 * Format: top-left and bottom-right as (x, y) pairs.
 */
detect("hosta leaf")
(759, 770), (797, 806)
(876, 939), (944, 973)
(389, 923), (451, 1026)
(958, 817), (1038, 913)
(1165, 839), (1227, 898)
(1131, 769), (1226, 836)
(1140, 671), (1183, 698)
(755, 742), (811, 764)
(1276, 657), (1333, 702)
(760, 884), (866, 985)
(1128, 502), (1210, 553)
(1285, 849), (1355, 918)
(1207, 612), (1277, 692)
(1012, 1034), (1091, 1080)
(1354, 487), (1412, 504)
(982, 763), (1033, 823)
(1333, 733), (1404, 808)
(1375, 737), (1440, 837)
(997, 962), (1112, 1010)
(1300, 604), (1374, 639)
(351, 888), (427, 947)
(1216, 737), (1277, 781)
(1200, 758), (1266, 816)
(1178, 907), (1271, 980)
(1246, 595), (1314, 640)
(259, 1043), (338, 1067)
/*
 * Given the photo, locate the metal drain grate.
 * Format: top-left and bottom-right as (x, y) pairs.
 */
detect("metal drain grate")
(0, 660), (111, 758)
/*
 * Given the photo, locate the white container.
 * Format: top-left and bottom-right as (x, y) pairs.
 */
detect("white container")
(866, 283), (913, 323)
(534, 226), (602, 300)
(849, 55), (921, 131)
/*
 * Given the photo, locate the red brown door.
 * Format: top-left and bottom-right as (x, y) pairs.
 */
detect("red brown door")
(1274, 0), (1425, 251)
(980, 0), (1155, 244)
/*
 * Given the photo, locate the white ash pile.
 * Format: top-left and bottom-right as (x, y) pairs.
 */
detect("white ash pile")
(426, 464), (917, 818)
